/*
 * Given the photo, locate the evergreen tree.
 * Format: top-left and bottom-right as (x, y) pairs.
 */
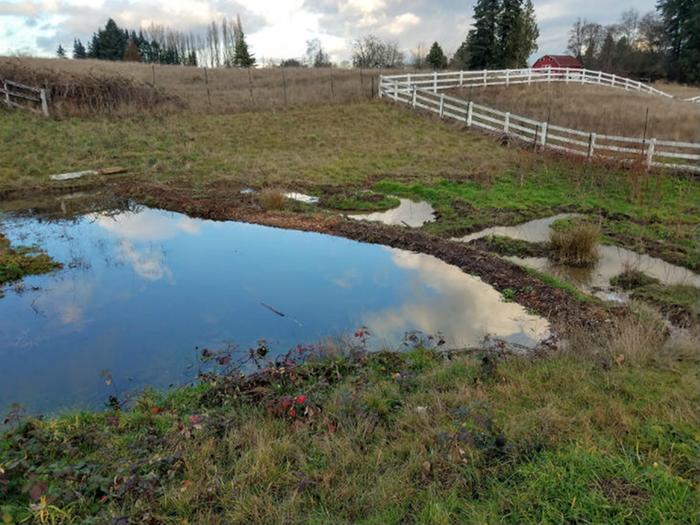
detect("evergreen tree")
(123, 39), (142, 62)
(466, 0), (502, 69)
(658, 0), (700, 83)
(426, 42), (448, 69)
(56, 44), (66, 58)
(499, 0), (523, 68)
(72, 39), (87, 59)
(598, 30), (616, 72)
(233, 15), (255, 68)
(499, 0), (539, 68)
(88, 19), (128, 60)
(450, 41), (472, 69)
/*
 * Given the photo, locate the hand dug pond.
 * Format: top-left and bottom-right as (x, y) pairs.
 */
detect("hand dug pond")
(0, 206), (549, 414)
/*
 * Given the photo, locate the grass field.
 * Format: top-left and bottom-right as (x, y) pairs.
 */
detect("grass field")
(1, 81), (699, 523)
(450, 83), (700, 142)
(1, 308), (698, 524)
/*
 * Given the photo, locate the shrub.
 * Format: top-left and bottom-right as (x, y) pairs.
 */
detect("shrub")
(549, 222), (600, 267)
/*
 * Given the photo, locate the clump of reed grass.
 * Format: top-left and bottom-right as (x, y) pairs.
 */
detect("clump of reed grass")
(259, 189), (287, 211)
(549, 222), (600, 267)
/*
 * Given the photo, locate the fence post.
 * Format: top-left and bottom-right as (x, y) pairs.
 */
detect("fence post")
(3, 81), (9, 106)
(598, 70), (603, 85)
(152, 64), (156, 86)
(588, 132), (596, 158)
(40, 89), (49, 117)
(393, 81), (399, 101)
(581, 69), (585, 84)
(439, 93), (445, 118)
(611, 74), (616, 87)
(377, 75), (382, 98)
(280, 67), (288, 107)
(505, 69), (510, 87)
(466, 101), (473, 127)
(459, 70), (464, 87)
(527, 69), (532, 85)
(646, 138), (656, 170)
(412, 86), (417, 108)
(483, 69), (487, 86)
(204, 67), (212, 108)
(540, 122), (548, 146)
(565, 68), (570, 83)
(504, 112), (510, 133)
(329, 67), (335, 99)
(433, 71), (438, 93)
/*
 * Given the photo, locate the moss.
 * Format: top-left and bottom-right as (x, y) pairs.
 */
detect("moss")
(0, 233), (62, 288)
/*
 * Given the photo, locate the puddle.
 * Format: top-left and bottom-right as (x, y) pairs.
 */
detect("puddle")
(455, 214), (579, 243)
(0, 206), (548, 414)
(284, 192), (319, 204)
(349, 198), (436, 227)
(458, 214), (700, 293)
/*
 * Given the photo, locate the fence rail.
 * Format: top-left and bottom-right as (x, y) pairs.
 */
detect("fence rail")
(381, 67), (677, 99)
(379, 71), (700, 173)
(687, 95), (700, 103)
(0, 79), (49, 117)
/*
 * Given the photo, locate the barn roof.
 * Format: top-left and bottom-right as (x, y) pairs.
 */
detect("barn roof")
(535, 55), (583, 68)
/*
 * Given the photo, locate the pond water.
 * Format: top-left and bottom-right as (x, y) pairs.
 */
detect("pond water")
(349, 199), (436, 228)
(0, 206), (548, 415)
(458, 214), (700, 293)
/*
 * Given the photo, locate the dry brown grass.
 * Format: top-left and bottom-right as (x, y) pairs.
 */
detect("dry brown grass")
(567, 301), (667, 366)
(0, 56), (395, 116)
(651, 80), (700, 99)
(549, 222), (601, 267)
(259, 189), (287, 211)
(450, 83), (700, 142)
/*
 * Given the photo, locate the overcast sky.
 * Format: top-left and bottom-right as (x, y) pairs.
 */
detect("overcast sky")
(0, 0), (658, 63)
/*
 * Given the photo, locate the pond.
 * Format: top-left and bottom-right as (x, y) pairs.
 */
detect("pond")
(0, 206), (548, 415)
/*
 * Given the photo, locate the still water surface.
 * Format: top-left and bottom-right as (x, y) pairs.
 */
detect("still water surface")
(0, 207), (548, 414)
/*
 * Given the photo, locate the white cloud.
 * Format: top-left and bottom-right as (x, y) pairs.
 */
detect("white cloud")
(383, 12), (420, 35)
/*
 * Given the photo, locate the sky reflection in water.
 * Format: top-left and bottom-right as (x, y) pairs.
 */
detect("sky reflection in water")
(0, 207), (548, 414)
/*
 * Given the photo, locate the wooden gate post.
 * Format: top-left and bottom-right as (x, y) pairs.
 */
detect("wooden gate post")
(40, 88), (49, 117)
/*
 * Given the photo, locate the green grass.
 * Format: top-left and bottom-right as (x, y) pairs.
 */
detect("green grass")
(0, 233), (62, 294)
(1, 323), (697, 524)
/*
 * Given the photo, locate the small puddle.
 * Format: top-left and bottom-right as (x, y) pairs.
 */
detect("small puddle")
(349, 198), (436, 227)
(0, 206), (547, 414)
(459, 214), (700, 293)
(455, 214), (579, 243)
(284, 192), (319, 204)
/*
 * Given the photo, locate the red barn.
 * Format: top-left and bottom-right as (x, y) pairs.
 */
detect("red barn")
(532, 55), (582, 69)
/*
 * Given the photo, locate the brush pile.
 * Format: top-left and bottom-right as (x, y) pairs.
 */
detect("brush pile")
(0, 61), (186, 116)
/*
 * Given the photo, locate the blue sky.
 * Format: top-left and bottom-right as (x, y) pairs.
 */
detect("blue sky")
(0, 0), (658, 63)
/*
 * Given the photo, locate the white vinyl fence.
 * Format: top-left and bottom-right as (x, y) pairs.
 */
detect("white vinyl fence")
(1, 79), (49, 117)
(687, 95), (700, 103)
(379, 69), (700, 173)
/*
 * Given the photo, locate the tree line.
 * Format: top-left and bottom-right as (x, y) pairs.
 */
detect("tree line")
(566, 1), (699, 83)
(56, 0), (698, 84)
(67, 17), (254, 68)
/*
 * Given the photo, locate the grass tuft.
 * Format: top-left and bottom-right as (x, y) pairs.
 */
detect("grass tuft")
(259, 188), (287, 211)
(549, 222), (600, 267)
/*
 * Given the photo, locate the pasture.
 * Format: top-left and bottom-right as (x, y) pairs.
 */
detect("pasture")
(1, 57), (699, 524)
